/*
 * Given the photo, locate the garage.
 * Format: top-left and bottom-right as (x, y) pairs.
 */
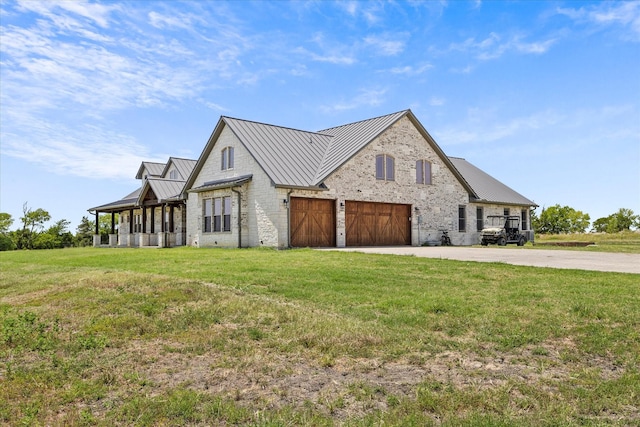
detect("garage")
(345, 201), (411, 246)
(290, 197), (336, 247)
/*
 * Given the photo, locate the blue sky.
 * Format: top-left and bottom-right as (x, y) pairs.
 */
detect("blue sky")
(1, 0), (639, 232)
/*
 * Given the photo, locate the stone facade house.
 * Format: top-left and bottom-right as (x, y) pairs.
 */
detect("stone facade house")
(90, 109), (536, 248)
(89, 157), (196, 247)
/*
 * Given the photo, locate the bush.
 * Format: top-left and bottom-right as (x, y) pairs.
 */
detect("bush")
(0, 234), (15, 251)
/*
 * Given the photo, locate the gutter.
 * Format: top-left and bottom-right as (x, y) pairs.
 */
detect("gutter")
(231, 187), (242, 248)
(286, 189), (293, 248)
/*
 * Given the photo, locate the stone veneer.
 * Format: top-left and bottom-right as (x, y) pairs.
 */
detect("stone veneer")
(186, 116), (532, 248)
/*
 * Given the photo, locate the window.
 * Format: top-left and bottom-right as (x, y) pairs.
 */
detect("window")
(476, 207), (484, 231)
(134, 214), (142, 232)
(203, 199), (212, 232)
(169, 170), (178, 179)
(458, 205), (466, 232)
(223, 197), (231, 232)
(375, 154), (394, 181)
(521, 209), (528, 231)
(416, 159), (432, 185)
(221, 147), (234, 170)
(504, 208), (510, 216)
(204, 196), (231, 232)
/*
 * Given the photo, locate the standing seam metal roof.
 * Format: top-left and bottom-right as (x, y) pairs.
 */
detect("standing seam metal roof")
(314, 110), (408, 183)
(448, 157), (536, 206)
(222, 117), (332, 187)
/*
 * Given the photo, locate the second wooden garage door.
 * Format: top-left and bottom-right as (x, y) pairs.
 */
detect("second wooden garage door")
(346, 201), (411, 246)
(290, 198), (336, 247)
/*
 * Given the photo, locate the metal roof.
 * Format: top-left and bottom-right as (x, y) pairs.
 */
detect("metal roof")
(190, 174), (253, 193)
(448, 157), (537, 207)
(223, 117), (332, 187)
(138, 178), (185, 204)
(314, 110), (408, 183)
(89, 188), (140, 212)
(161, 157), (197, 180)
(135, 161), (166, 179)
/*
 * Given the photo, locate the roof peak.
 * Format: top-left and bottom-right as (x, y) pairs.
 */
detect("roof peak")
(319, 109), (410, 132)
(222, 116), (327, 137)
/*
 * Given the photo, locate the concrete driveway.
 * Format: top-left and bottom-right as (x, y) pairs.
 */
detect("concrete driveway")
(322, 246), (640, 274)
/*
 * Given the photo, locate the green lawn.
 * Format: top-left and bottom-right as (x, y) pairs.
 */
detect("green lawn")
(1, 247), (639, 426)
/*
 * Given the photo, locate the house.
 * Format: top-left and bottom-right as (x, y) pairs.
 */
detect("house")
(89, 109), (536, 248)
(89, 157), (197, 247)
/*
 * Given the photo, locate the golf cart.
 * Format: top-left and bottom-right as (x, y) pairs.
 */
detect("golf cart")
(480, 215), (526, 246)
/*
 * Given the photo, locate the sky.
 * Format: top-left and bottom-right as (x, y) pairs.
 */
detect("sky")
(1, 0), (639, 232)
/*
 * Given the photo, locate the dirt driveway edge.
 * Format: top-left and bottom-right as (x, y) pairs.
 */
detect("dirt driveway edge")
(321, 247), (640, 274)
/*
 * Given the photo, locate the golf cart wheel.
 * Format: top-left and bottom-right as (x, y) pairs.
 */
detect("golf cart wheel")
(517, 236), (525, 246)
(498, 237), (506, 246)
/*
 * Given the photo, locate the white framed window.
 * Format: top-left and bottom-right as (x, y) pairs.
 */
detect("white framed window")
(204, 196), (231, 232)
(221, 147), (234, 170)
(458, 205), (467, 232)
(416, 159), (432, 185)
(203, 199), (212, 232)
(169, 170), (178, 179)
(375, 154), (394, 181)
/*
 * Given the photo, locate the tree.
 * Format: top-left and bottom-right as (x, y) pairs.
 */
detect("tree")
(592, 208), (639, 233)
(0, 212), (13, 234)
(75, 216), (94, 247)
(535, 204), (590, 234)
(0, 212), (14, 251)
(18, 203), (51, 249)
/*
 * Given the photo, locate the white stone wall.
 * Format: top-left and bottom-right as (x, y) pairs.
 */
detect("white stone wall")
(186, 126), (284, 248)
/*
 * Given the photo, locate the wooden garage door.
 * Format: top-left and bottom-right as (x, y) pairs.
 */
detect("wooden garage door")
(290, 198), (336, 247)
(345, 201), (411, 246)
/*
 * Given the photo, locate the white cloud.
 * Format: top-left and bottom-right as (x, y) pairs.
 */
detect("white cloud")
(429, 97), (445, 107)
(442, 32), (556, 61)
(0, 120), (164, 181)
(320, 88), (387, 113)
(363, 34), (407, 56)
(557, 2), (640, 41)
(16, 0), (118, 28)
(389, 63), (433, 75)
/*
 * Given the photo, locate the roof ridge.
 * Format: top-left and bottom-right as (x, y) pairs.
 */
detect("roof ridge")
(318, 109), (410, 132)
(222, 116), (327, 137)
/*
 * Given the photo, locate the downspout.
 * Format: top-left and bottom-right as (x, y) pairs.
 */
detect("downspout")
(231, 187), (242, 248)
(286, 189), (293, 248)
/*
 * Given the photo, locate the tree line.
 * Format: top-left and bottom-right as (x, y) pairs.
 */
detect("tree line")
(0, 203), (638, 251)
(0, 203), (117, 251)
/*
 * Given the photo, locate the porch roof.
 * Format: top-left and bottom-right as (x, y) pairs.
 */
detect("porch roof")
(189, 174), (253, 193)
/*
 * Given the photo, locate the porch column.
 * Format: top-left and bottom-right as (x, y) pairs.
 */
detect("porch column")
(139, 207), (150, 247)
(150, 206), (155, 233)
(93, 211), (100, 247)
(128, 208), (134, 247)
(158, 204), (166, 248)
(108, 212), (117, 247)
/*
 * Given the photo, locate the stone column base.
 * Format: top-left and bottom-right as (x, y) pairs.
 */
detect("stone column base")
(108, 234), (118, 247)
(93, 234), (101, 247)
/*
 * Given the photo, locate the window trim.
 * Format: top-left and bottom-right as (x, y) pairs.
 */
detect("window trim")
(221, 147), (234, 171)
(416, 159), (432, 185)
(476, 207), (484, 232)
(375, 154), (395, 181)
(203, 196), (231, 233)
(458, 205), (467, 232)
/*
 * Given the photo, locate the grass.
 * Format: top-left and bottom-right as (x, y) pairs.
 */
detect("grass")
(1, 246), (639, 426)
(534, 230), (640, 253)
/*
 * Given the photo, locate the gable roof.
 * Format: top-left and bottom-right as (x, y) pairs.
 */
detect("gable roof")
(135, 161), (166, 179)
(448, 157), (537, 207)
(137, 178), (186, 205)
(161, 157), (197, 180)
(184, 110), (476, 196)
(223, 117), (332, 187)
